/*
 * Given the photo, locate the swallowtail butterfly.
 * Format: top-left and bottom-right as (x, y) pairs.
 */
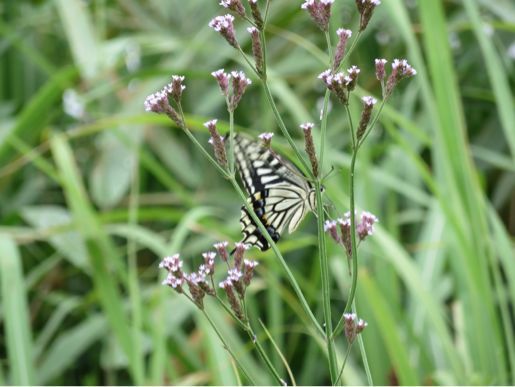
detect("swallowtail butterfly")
(234, 134), (317, 251)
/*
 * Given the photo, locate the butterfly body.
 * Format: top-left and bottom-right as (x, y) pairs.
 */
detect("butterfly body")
(234, 134), (317, 251)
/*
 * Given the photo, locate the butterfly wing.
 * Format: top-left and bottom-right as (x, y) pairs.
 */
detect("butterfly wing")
(234, 134), (313, 251)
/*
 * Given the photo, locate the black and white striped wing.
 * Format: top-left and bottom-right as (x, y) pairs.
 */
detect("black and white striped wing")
(234, 135), (313, 251)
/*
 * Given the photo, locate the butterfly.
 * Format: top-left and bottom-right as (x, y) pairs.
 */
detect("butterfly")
(234, 134), (318, 251)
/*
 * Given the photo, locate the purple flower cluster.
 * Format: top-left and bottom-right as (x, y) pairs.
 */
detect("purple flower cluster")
(211, 69), (252, 112)
(301, 0), (334, 31)
(324, 211), (379, 257)
(318, 66), (360, 105)
(144, 75), (186, 128)
(209, 14), (239, 48)
(343, 313), (368, 343)
(385, 59), (417, 96)
(159, 242), (259, 319)
(355, 0), (381, 31)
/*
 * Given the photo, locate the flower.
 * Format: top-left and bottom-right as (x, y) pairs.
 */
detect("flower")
(386, 59), (417, 96)
(230, 71), (252, 111)
(209, 14), (239, 48)
(247, 26), (263, 73)
(214, 241), (229, 262)
(356, 96), (377, 141)
(258, 132), (274, 147)
(333, 29), (352, 71)
(301, 0), (334, 31)
(374, 58), (387, 81)
(212, 69), (230, 97)
(355, 0), (381, 31)
(357, 211), (379, 240)
(220, 0), (246, 18)
(159, 254), (183, 274)
(248, 0), (264, 29)
(243, 259), (259, 286)
(324, 220), (340, 243)
(204, 119), (228, 167)
(233, 242), (249, 269)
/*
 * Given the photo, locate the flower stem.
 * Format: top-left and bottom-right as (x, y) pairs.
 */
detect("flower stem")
(314, 180), (338, 384)
(201, 310), (256, 385)
(228, 109), (236, 175)
(335, 341), (353, 385)
(243, 322), (284, 386)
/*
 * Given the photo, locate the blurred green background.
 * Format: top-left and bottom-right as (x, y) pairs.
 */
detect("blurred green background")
(1, 0), (514, 385)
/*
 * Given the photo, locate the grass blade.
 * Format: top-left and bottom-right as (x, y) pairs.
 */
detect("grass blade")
(0, 234), (35, 385)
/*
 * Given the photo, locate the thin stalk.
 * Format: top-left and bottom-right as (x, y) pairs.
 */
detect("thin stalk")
(201, 310), (256, 385)
(229, 109), (236, 175)
(182, 128), (230, 178)
(335, 343), (353, 385)
(314, 180), (338, 384)
(244, 322), (284, 386)
(237, 46), (259, 76)
(229, 177), (325, 338)
(344, 149), (358, 315)
(319, 89), (331, 175)
(353, 300), (373, 386)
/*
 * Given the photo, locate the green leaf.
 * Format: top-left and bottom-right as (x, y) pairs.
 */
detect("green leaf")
(0, 234), (35, 385)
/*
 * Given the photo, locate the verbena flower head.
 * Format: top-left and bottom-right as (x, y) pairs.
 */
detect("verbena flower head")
(375, 58), (387, 81)
(204, 119), (228, 167)
(346, 65), (360, 91)
(324, 219), (340, 243)
(355, 0), (381, 31)
(259, 132), (274, 147)
(333, 28), (352, 71)
(233, 242), (249, 269)
(319, 69), (349, 105)
(386, 58), (417, 96)
(248, 0), (264, 29)
(247, 26), (263, 73)
(144, 76), (185, 128)
(209, 14), (239, 48)
(220, 0), (246, 18)
(212, 69), (230, 97)
(337, 217), (352, 257)
(159, 254), (183, 274)
(301, 0), (334, 31)
(243, 259), (259, 286)
(300, 122), (318, 176)
(162, 273), (184, 293)
(357, 96), (377, 141)
(169, 75), (185, 104)
(214, 241), (229, 262)
(343, 312), (367, 342)
(357, 211), (379, 240)
(230, 71), (252, 111)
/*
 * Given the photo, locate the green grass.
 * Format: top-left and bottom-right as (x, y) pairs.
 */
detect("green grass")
(0, 0), (514, 385)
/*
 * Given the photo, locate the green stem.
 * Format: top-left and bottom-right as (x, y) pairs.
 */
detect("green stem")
(229, 109), (236, 175)
(201, 310), (256, 385)
(244, 322), (284, 386)
(319, 89), (331, 175)
(314, 180), (338, 384)
(229, 178), (325, 338)
(344, 148), (358, 315)
(182, 128), (229, 178)
(335, 342), (353, 385)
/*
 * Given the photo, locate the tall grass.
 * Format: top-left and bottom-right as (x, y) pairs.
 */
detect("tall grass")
(0, 0), (514, 385)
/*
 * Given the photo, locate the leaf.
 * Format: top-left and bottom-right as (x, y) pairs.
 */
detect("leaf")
(21, 205), (88, 270)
